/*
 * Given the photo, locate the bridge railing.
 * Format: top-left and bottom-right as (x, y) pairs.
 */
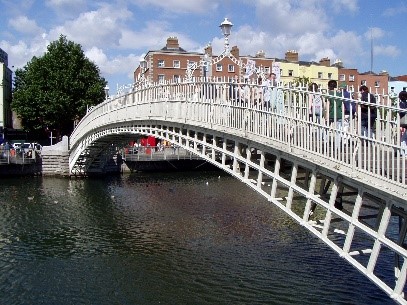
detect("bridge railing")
(70, 78), (407, 192)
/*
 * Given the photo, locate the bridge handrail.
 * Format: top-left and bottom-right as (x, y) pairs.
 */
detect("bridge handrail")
(70, 78), (407, 196)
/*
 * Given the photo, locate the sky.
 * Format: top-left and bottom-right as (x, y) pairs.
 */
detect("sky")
(0, 0), (406, 94)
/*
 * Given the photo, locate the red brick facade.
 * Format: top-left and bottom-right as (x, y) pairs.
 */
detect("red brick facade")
(134, 37), (390, 94)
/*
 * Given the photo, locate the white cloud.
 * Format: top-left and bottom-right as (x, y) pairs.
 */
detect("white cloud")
(329, 30), (363, 67)
(364, 27), (385, 40)
(8, 16), (43, 35)
(374, 45), (401, 57)
(133, 0), (219, 14)
(383, 4), (407, 16)
(48, 4), (132, 49)
(0, 38), (47, 68)
(85, 46), (139, 83)
(331, 0), (358, 13)
(254, 0), (329, 35)
(45, 0), (88, 17)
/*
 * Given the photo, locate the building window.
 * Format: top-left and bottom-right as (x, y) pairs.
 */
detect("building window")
(228, 64), (234, 72)
(361, 80), (366, 86)
(349, 75), (355, 81)
(158, 60), (164, 67)
(349, 85), (354, 92)
(173, 60), (180, 68)
(288, 70), (293, 76)
(318, 72), (323, 79)
(158, 75), (165, 83)
(188, 61), (195, 68)
(328, 73), (332, 79)
(216, 64), (222, 72)
(265, 67), (271, 73)
(374, 80), (380, 87)
(174, 75), (180, 83)
(339, 74), (345, 81)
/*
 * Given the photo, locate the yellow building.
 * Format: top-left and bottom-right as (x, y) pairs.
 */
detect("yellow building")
(277, 51), (339, 89)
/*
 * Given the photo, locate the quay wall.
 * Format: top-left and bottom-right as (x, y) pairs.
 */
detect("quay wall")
(0, 162), (42, 177)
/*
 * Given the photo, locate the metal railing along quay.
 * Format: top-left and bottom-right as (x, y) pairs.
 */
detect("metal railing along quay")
(0, 148), (39, 165)
(123, 145), (203, 162)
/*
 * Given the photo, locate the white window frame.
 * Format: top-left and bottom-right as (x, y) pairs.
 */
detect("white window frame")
(361, 80), (367, 86)
(349, 75), (355, 81)
(228, 64), (234, 72)
(187, 61), (196, 71)
(318, 72), (323, 79)
(173, 75), (180, 83)
(158, 60), (165, 67)
(288, 70), (293, 77)
(374, 80), (380, 87)
(216, 63), (222, 72)
(158, 74), (165, 84)
(339, 74), (345, 81)
(173, 60), (180, 68)
(328, 73), (332, 79)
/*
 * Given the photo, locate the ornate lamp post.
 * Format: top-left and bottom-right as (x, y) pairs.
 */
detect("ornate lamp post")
(140, 59), (147, 75)
(104, 85), (109, 101)
(220, 18), (233, 55)
(185, 17), (265, 82)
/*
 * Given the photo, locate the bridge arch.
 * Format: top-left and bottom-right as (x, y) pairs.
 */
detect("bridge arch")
(69, 79), (407, 304)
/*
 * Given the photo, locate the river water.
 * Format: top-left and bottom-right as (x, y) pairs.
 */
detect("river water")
(0, 171), (395, 305)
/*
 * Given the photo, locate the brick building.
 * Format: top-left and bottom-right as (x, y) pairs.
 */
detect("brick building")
(134, 37), (390, 94)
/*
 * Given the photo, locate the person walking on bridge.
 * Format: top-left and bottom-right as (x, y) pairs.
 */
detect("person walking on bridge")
(326, 80), (344, 150)
(359, 85), (377, 138)
(399, 90), (407, 155)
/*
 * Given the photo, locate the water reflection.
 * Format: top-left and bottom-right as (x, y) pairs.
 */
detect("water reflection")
(0, 173), (394, 305)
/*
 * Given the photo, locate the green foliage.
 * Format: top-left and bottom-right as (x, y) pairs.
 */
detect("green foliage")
(292, 76), (311, 89)
(12, 35), (106, 137)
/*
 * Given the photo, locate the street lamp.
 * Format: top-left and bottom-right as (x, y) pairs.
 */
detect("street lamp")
(140, 59), (147, 72)
(220, 17), (233, 54)
(104, 85), (109, 101)
(203, 53), (210, 79)
(184, 17), (266, 82)
(139, 59), (148, 82)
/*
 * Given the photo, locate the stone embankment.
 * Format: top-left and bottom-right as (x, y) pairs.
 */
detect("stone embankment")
(41, 136), (70, 176)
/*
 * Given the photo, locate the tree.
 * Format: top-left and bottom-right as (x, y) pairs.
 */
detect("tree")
(292, 76), (311, 89)
(12, 35), (107, 139)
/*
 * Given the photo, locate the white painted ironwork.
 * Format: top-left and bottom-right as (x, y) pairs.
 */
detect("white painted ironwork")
(70, 78), (407, 304)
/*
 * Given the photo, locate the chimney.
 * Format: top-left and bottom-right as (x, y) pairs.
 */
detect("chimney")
(334, 59), (344, 68)
(255, 50), (265, 58)
(319, 57), (330, 67)
(231, 46), (239, 58)
(166, 37), (179, 49)
(204, 43), (212, 57)
(285, 50), (298, 62)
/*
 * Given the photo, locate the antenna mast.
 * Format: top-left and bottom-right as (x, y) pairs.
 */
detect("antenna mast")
(370, 14), (373, 74)
(370, 28), (373, 73)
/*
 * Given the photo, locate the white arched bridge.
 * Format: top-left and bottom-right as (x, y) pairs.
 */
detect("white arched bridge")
(70, 78), (407, 304)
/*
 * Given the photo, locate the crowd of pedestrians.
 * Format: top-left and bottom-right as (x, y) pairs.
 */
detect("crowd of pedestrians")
(220, 76), (407, 155)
